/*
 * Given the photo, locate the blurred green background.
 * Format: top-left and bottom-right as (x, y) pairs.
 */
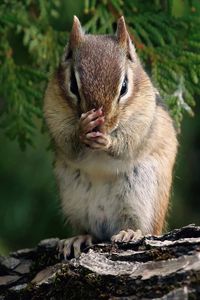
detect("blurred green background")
(0, 0), (200, 255)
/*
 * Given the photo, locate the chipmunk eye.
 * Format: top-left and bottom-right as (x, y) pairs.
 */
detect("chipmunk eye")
(70, 68), (81, 103)
(120, 76), (128, 97)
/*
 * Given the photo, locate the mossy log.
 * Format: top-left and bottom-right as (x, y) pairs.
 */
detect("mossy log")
(0, 224), (200, 299)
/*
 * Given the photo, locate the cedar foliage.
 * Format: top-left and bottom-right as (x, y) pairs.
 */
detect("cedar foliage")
(0, 0), (199, 149)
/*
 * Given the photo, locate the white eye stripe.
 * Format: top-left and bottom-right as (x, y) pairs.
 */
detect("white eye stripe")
(66, 68), (83, 103)
(70, 68), (80, 99)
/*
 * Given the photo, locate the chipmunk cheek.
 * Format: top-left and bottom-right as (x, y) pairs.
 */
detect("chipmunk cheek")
(100, 115), (119, 134)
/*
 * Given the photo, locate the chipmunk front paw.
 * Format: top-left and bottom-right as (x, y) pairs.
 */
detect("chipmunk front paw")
(79, 108), (111, 150)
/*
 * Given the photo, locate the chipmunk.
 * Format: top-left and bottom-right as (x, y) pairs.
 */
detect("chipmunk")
(44, 16), (177, 258)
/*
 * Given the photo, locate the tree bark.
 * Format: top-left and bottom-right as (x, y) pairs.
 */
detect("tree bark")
(0, 224), (200, 299)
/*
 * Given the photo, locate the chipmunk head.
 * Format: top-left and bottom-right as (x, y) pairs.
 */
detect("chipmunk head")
(57, 16), (143, 133)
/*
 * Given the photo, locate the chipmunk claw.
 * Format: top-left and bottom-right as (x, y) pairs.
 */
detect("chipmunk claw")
(58, 235), (93, 260)
(111, 229), (143, 243)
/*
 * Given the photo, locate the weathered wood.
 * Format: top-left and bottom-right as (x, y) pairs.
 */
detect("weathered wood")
(0, 225), (200, 299)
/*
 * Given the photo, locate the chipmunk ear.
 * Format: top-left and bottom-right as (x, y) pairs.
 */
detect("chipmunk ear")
(116, 16), (136, 62)
(63, 16), (84, 61)
(117, 16), (128, 48)
(69, 16), (84, 50)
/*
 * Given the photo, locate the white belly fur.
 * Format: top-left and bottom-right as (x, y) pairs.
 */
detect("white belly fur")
(55, 152), (156, 241)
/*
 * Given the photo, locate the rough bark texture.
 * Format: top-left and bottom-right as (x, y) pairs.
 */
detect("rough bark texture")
(0, 224), (200, 299)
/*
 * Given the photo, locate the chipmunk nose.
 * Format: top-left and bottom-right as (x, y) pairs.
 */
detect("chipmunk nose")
(91, 100), (101, 110)
(83, 100), (103, 113)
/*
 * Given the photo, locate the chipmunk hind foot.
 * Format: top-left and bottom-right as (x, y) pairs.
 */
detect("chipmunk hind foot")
(111, 229), (143, 243)
(58, 234), (93, 259)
